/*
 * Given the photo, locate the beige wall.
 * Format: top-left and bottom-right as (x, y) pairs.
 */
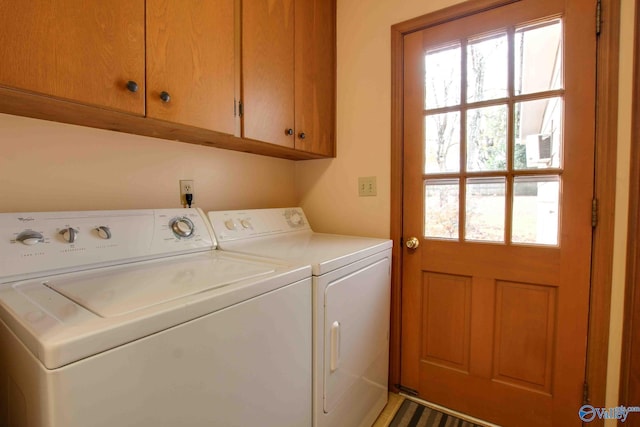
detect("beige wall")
(606, 0), (635, 417)
(0, 113), (296, 213)
(296, 0), (464, 238)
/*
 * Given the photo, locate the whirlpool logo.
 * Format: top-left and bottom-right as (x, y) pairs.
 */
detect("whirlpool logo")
(579, 405), (640, 423)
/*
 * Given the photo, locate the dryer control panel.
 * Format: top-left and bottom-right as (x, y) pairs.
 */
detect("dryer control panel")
(0, 209), (214, 283)
(209, 208), (311, 242)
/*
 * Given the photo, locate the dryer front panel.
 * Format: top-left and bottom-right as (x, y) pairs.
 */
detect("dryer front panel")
(322, 255), (391, 415)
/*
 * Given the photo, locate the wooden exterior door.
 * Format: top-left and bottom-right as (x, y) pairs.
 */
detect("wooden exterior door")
(400, 1), (596, 426)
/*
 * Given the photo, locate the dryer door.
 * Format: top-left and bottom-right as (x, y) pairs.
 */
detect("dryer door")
(323, 255), (391, 414)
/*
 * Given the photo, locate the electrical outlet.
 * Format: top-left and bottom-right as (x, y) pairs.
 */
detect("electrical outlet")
(179, 180), (194, 206)
(358, 176), (377, 197)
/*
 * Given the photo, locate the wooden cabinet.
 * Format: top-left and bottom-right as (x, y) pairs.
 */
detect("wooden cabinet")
(0, 0), (335, 160)
(0, 0), (145, 115)
(294, 0), (336, 156)
(0, 0), (235, 134)
(146, 0), (236, 134)
(242, 0), (295, 148)
(242, 0), (335, 156)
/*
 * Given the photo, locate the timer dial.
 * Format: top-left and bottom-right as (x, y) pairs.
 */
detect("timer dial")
(170, 217), (195, 238)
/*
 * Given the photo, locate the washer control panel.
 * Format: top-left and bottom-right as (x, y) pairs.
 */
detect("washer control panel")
(208, 208), (311, 242)
(0, 209), (214, 282)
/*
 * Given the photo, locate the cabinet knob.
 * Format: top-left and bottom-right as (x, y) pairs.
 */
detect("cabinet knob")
(298, 132), (306, 140)
(160, 91), (171, 103)
(285, 128), (294, 136)
(126, 80), (139, 93)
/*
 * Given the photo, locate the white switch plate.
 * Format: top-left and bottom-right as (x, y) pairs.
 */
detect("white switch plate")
(358, 176), (377, 197)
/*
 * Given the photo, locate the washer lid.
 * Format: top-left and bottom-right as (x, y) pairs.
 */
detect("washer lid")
(45, 254), (275, 317)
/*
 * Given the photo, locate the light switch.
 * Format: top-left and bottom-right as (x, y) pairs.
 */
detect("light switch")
(358, 176), (377, 197)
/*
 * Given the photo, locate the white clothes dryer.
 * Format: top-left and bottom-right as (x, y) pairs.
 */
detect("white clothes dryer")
(0, 208), (312, 427)
(208, 208), (392, 427)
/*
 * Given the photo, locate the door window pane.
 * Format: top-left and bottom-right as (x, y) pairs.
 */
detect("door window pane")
(467, 33), (508, 102)
(465, 177), (505, 242)
(515, 20), (563, 95)
(425, 179), (459, 239)
(425, 45), (461, 109)
(513, 97), (562, 169)
(512, 176), (560, 245)
(425, 112), (460, 173)
(420, 18), (566, 248)
(466, 105), (508, 172)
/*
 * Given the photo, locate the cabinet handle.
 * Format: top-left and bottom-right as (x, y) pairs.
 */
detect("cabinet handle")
(285, 128), (294, 136)
(160, 91), (171, 103)
(126, 81), (139, 93)
(298, 132), (306, 140)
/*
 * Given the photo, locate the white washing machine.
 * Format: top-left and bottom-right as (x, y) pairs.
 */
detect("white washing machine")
(208, 208), (392, 427)
(0, 208), (312, 427)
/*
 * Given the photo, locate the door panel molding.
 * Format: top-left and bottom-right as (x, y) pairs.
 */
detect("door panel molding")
(389, 1), (620, 423)
(421, 272), (472, 372)
(493, 280), (556, 394)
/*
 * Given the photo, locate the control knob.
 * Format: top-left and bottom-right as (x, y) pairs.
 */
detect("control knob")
(170, 217), (195, 238)
(16, 230), (44, 246)
(240, 219), (252, 229)
(59, 227), (79, 243)
(224, 219), (237, 230)
(96, 226), (112, 240)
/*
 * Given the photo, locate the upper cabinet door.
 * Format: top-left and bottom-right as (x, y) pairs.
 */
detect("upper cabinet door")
(146, 0), (236, 134)
(294, 0), (336, 156)
(242, 0), (295, 148)
(0, 0), (145, 115)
